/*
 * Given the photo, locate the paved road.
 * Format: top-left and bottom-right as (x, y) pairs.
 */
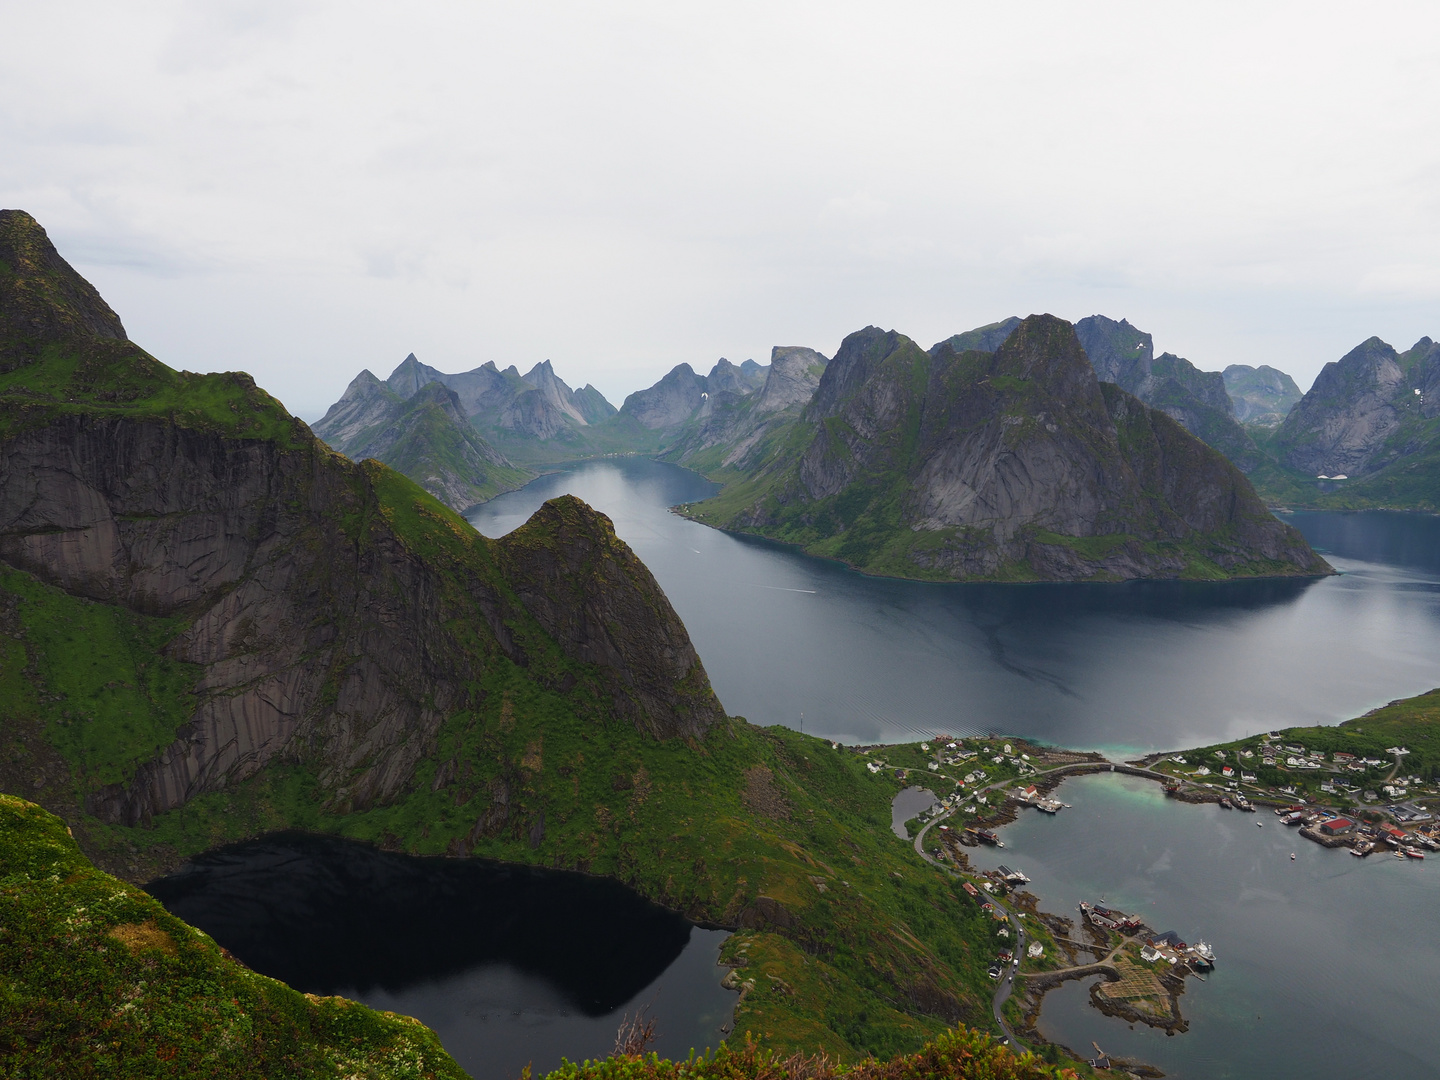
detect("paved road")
(912, 797), (1029, 1051)
(906, 758), (1172, 1052)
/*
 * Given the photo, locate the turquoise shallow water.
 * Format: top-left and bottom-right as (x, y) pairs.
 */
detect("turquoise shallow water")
(963, 773), (1440, 1079)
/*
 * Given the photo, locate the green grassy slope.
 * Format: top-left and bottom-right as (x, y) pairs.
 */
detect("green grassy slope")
(0, 210), (1043, 1062)
(545, 1027), (1074, 1080)
(377, 388), (534, 507)
(0, 793), (467, 1079)
(2, 799), (1075, 1080)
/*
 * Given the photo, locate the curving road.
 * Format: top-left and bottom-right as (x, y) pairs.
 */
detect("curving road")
(913, 798), (1030, 1050)
(907, 758), (1172, 1051)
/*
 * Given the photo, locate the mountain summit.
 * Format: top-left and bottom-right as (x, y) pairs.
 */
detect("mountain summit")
(0, 210), (722, 837)
(682, 315), (1329, 581)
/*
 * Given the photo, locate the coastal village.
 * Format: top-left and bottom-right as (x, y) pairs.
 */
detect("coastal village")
(851, 704), (1440, 1074)
(854, 735), (1216, 1074)
(1139, 728), (1440, 859)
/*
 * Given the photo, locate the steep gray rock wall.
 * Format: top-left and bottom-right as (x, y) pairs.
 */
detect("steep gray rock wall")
(1277, 337), (1405, 475)
(756, 347), (826, 414)
(0, 416), (482, 824)
(620, 363), (708, 429)
(312, 370), (401, 449)
(520, 360), (589, 425)
(0, 416), (719, 825)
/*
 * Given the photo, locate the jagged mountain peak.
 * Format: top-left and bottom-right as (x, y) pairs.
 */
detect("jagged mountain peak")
(495, 495), (724, 739)
(0, 209), (128, 370)
(385, 352), (448, 398)
(690, 312), (1327, 582)
(1074, 314), (1155, 385)
(620, 363), (708, 429)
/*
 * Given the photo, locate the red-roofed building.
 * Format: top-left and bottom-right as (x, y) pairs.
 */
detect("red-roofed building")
(1320, 818), (1355, 836)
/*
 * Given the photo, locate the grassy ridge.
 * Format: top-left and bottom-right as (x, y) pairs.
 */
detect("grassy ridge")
(545, 1028), (1072, 1080)
(0, 341), (306, 448)
(0, 793), (467, 1079)
(0, 512), (1011, 1059)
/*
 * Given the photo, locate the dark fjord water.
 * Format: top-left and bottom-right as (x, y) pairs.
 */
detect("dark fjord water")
(470, 458), (1440, 755)
(147, 835), (735, 1080)
(152, 462), (1439, 1079)
(963, 772), (1440, 1080)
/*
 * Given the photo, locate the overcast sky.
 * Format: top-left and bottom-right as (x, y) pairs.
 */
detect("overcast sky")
(6, 1), (1439, 418)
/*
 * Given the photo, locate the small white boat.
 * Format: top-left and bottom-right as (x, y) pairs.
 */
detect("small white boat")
(1290, 853), (1295, 860)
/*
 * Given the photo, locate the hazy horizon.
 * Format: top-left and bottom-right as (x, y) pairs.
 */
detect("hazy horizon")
(7, 2), (1439, 417)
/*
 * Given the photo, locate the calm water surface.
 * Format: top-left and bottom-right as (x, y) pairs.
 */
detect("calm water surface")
(148, 835), (735, 1080)
(963, 773), (1440, 1079)
(471, 459), (1440, 754)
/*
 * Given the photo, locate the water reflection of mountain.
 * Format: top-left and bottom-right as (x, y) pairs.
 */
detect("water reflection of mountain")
(148, 833), (691, 1013)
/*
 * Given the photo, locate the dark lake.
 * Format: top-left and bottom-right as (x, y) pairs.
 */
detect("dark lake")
(470, 458), (1440, 755)
(963, 772), (1440, 1079)
(147, 834), (735, 1080)
(149, 463), (1439, 1080)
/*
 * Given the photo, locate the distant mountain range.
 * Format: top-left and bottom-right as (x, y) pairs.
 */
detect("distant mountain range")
(312, 368), (533, 512)
(313, 312), (1440, 520)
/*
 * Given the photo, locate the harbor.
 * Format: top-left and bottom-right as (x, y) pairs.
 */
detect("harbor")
(944, 769), (1440, 1078)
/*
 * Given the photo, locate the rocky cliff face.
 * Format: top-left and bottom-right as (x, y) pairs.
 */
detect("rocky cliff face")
(1275, 336), (1440, 476)
(619, 363), (709, 429)
(1074, 315), (1262, 471)
(689, 316), (1328, 581)
(1223, 364), (1302, 426)
(0, 210), (723, 834)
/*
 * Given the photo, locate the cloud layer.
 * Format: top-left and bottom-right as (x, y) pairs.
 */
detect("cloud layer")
(5, 1), (1439, 415)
